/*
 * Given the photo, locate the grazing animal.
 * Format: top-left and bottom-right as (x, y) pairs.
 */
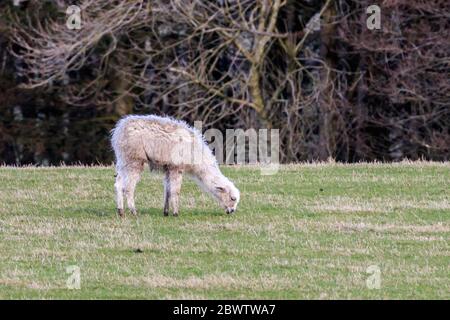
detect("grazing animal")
(111, 115), (240, 217)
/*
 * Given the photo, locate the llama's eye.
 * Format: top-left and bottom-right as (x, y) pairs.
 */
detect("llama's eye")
(231, 196), (236, 201)
(215, 186), (226, 193)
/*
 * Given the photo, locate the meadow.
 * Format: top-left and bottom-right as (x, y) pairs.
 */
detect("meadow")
(0, 162), (449, 299)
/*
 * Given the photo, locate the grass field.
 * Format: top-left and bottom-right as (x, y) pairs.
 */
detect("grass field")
(0, 162), (449, 299)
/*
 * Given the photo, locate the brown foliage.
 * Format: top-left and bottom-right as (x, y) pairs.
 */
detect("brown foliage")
(0, 0), (449, 164)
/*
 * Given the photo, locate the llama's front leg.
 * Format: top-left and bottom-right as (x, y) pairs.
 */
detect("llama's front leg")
(167, 169), (183, 216)
(114, 171), (125, 217)
(124, 163), (144, 216)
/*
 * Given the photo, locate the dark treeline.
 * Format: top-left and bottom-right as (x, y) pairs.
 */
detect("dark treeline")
(0, 0), (449, 165)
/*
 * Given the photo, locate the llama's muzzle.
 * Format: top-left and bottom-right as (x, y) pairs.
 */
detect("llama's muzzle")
(226, 208), (235, 214)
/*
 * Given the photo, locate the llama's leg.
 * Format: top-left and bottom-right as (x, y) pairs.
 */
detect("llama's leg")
(123, 162), (144, 216)
(168, 169), (183, 216)
(163, 171), (170, 216)
(114, 170), (125, 217)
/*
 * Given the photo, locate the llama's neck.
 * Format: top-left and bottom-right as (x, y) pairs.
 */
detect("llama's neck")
(188, 138), (223, 192)
(191, 143), (218, 176)
(191, 162), (223, 194)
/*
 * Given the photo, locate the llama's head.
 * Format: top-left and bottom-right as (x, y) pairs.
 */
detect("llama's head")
(212, 177), (240, 214)
(193, 163), (240, 214)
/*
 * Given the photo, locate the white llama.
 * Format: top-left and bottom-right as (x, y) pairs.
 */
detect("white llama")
(111, 115), (240, 217)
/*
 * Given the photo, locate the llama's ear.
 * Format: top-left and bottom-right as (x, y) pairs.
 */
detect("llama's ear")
(215, 186), (226, 193)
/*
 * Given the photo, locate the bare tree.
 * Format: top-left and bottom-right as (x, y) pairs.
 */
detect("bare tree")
(3, 0), (449, 163)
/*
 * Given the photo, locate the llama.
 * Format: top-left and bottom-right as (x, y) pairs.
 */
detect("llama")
(111, 115), (240, 217)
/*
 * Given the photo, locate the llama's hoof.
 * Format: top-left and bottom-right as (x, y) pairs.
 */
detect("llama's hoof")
(117, 209), (124, 217)
(173, 212), (179, 217)
(130, 209), (137, 216)
(163, 211), (169, 217)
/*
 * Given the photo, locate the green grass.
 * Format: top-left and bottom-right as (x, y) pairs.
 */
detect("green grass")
(0, 162), (449, 299)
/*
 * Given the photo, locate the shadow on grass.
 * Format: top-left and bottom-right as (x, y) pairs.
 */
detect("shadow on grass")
(66, 206), (224, 218)
(144, 208), (225, 218)
(70, 207), (163, 217)
(182, 209), (224, 217)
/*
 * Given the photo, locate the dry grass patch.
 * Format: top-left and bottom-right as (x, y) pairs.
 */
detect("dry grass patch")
(0, 164), (448, 299)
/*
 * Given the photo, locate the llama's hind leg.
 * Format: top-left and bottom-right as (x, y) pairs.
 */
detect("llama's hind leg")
(123, 162), (144, 216)
(167, 169), (183, 216)
(114, 170), (125, 217)
(163, 171), (170, 216)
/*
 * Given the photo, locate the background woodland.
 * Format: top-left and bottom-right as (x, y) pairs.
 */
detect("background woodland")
(0, 0), (448, 165)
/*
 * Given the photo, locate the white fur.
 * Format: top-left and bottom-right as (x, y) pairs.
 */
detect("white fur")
(111, 114), (240, 216)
